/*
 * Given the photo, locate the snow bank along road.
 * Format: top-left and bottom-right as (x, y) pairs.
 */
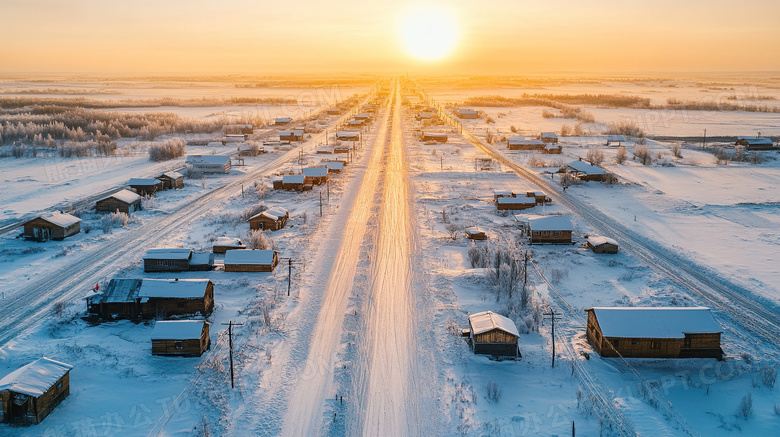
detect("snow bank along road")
(442, 105), (780, 347)
(0, 100), (368, 348)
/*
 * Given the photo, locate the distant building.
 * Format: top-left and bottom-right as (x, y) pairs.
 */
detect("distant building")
(151, 320), (210, 357)
(457, 108), (478, 119)
(606, 135), (628, 146)
(212, 237), (246, 254)
(496, 196), (536, 211)
(128, 178), (164, 197)
(539, 132), (558, 144)
(587, 236), (619, 254)
(515, 215), (573, 244)
(525, 191), (551, 204)
(464, 226), (487, 240)
(157, 172), (184, 190)
(508, 137), (545, 151)
(585, 307), (723, 359)
(467, 311), (520, 357)
(336, 131), (360, 141)
(735, 136), (774, 150)
(249, 206), (289, 231)
(142, 248), (214, 272)
(302, 167), (328, 185)
(224, 249), (278, 272)
(421, 132), (447, 143)
(281, 174), (306, 191)
(185, 155), (231, 174)
(86, 278), (215, 320)
(565, 160), (610, 182)
(279, 130), (304, 142)
(275, 117), (292, 125)
(0, 357), (73, 425)
(22, 213), (81, 241)
(96, 189), (142, 214)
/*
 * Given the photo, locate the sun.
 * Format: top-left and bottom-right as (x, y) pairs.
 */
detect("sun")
(400, 4), (459, 62)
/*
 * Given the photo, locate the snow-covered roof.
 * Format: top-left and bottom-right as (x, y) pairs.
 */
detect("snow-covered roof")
(458, 108), (477, 114)
(186, 155), (231, 165)
(493, 189), (514, 197)
(354, 113), (371, 119)
(102, 189), (141, 204)
(283, 174), (305, 184)
(0, 357), (73, 397)
(142, 248), (192, 260)
(507, 136), (526, 143)
(316, 146), (334, 153)
(34, 212), (81, 228)
(422, 132), (447, 138)
(589, 236), (618, 246)
(509, 138), (544, 146)
(128, 178), (161, 186)
(161, 171), (183, 179)
(213, 237), (244, 247)
(606, 135), (628, 142)
(469, 311), (520, 337)
(151, 320), (207, 340)
(224, 250), (275, 266)
(207, 141), (224, 147)
(588, 307), (722, 338)
(737, 136), (773, 145)
(252, 206), (288, 221)
(275, 117), (292, 122)
(528, 215), (572, 231)
(567, 160), (607, 175)
(138, 279), (211, 299)
(541, 132), (558, 139)
(336, 131), (359, 138)
(465, 226), (485, 235)
(279, 130), (304, 136)
(324, 161), (344, 171)
(302, 167), (328, 177)
(497, 197), (535, 205)
(189, 252), (213, 266)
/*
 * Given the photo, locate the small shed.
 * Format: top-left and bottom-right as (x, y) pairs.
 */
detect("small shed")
(492, 189), (515, 201)
(525, 191), (551, 204)
(281, 174), (305, 191)
(316, 146), (334, 154)
(457, 108), (479, 119)
(151, 320), (210, 357)
(606, 135), (628, 146)
(333, 144), (353, 154)
(143, 248), (193, 272)
(539, 132), (558, 144)
(249, 206), (289, 231)
(185, 155), (231, 174)
(465, 226), (487, 240)
(302, 167), (328, 185)
(128, 178), (164, 197)
(735, 136), (774, 150)
(323, 161), (344, 173)
(224, 134), (246, 143)
(224, 249), (278, 272)
(353, 113), (372, 120)
(96, 189), (142, 214)
(496, 196), (536, 211)
(275, 117), (292, 125)
(0, 357), (72, 425)
(515, 215), (573, 244)
(421, 132), (447, 143)
(279, 130), (304, 142)
(416, 112), (435, 121)
(22, 213), (81, 241)
(212, 237), (246, 254)
(158, 171), (184, 190)
(86, 278), (214, 320)
(326, 108), (341, 115)
(508, 137), (545, 151)
(348, 119), (367, 127)
(336, 131), (360, 141)
(565, 160), (610, 182)
(468, 311), (520, 357)
(585, 307), (723, 359)
(543, 144), (563, 154)
(587, 236), (619, 254)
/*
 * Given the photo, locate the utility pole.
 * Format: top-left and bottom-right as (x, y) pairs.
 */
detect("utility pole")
(543, 307), (562, 368)
(319, 191), (323, 217)
(221, 320), (244, 389)
(278, 257), (303, 296)
(702, 129), (707, 150)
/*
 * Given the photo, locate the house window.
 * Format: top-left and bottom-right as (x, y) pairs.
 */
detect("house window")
(651, 340), (659, 349)
(553, 232), (559, 238)
(631, 340), (638, 345)
(684, 337), (691, 348)
(57, 382), (62, 389)
(612, 339), (619, 348)
(175, 341), (183, 349)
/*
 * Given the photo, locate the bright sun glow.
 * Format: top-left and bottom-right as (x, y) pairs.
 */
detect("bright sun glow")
(400, 4), (459, 62)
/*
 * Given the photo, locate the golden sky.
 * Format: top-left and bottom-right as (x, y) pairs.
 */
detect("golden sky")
(2, 0), (779, 75)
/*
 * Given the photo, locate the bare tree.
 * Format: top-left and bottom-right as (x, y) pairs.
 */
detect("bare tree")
(586, 149), (604, 165)
(615, 145), (628, 164)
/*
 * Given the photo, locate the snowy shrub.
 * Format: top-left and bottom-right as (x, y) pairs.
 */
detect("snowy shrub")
(615, 146), (628, 164)
(761, 364), (777, 388)
(671, 143), (683, 158)
(586, 149), (604, 165)
(254, 180), (267, 199)
(542, 109), (556, 119)
(240, 204), (266, 222)
(550, 268), (568, 284)
(445, 222), (458, 241)
(560, 124), (572, 136)
(633, 145), (652, 165)
(774, 404), (780, 416)
(247, 229), (272, 250)
(486, 380), (503, 403)
(446, 319), (461, 336)
(52, 301), (66, 317)
(606, 120), (645, 138)
(527, 156), (547, 168)
(735, 392), (753, 420)
(82, 222), (92, 234)
(149, 137), (186, 161)
(572, 123), (585, 136)
(510, 125), (518, 133)
(53, 246), (72, 258)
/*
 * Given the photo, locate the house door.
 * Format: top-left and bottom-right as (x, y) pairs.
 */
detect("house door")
(9, 393), (31, 423)
(33, 227), (50, 241)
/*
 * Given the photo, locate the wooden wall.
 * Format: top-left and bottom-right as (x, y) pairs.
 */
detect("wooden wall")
(0, 372), (70, 425)
(23, 219), (80, 240)
(249, 216), (287, 231)
(96, 199), (141, 214)
(530, 230), (572, 244)
(587, 242), (619, 254)
(143, 258), (191, 272)
(152, 326), (210, 357)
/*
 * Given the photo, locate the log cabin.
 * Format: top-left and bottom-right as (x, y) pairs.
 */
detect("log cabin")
(96, 189), (142, 214)
(86, 278), (214, 320)
(421, 132), (447, 143)
(565, 160), (610, 182)
(507, 137), (545, 151)
(515, 215), (573, 244)
(464, 226), (487, 240)
(457, 108), (479, 119)
(185, 155), (231, 174)
(302, 167), (328, 185)
(525, 191), (551, 204)
(128, 178), (164, 197)
(249, 206), (289, 231)
(0, 357), (72, 425)
(336, 131), (360, 141)
(587, 236), (619, 254)
(279, 130), (304, 142)
(496, 196), (536, 211)
(585, 307), (723, 359)
(467, 311), (520, 357)
(142, 248), (214, 272)
(275, 117), (292, 125)
(281, 174), (305, 191)
(22, 213), (81, 241)
(151, 320), (210, 357)
(735, 136), (774, 150)
(539, 132), (558, 144)
(212, 237), (246, 254)
(224, 249), (278, 272)
(157, 172), (184, 190)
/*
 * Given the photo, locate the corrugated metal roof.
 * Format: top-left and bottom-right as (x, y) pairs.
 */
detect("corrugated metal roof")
(469, 311), (519, 337)
(302, 167), (328, 177)
(282, 175), (305, 184)
(588, 307), (722, 338)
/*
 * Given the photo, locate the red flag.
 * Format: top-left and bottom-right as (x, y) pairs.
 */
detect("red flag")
(94, 283), (99, 291)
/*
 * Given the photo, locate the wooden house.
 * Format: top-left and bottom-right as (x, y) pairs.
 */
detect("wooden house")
(128, 178), (164, 197)
(279, 129), (304, 142)
(416, 112), (435, 121)
(336, 131), (360, 141)
(508, 137), (545, 151)
(326, 108), (341, 115)
(22, 213), (81, 241)
(496, 196), (536, 211)
(237, 124), (254, 135)
(585, 307), (723, 359)
(281, 174), (305, 191)
(492, 190), (515, 201)
(275, 117), (292, 125)
(467, 311), (520, 357)
(543, 144), (563, 154)
(606, 135), (627, 146)
(224, 250), (278, 272)
(224, 134), (246, 143)
(457, 108), (478, 119)
(539, 132), (558, 144)
(316, 146), (334, 154)
(249, 206), (289, 231)
(0, 357), (72, 425)
(735, 136), (774, 150)
(465, 226), (487, 240)
(185, 155), (231, 174)
(86, 278), (214, 320)
(158, 171), (184, 190)
(515, 215), (573, 244)
(212, 237), (246, 254)
(525, 191), (551, 204)
(587, 236), (619, 254)
(302, 167), (328, 185)
(353, 113), (372, 121)
(333, 144), (352, 154)
(347, 119), (367, 127)
(142, 248), (214, 272)
(323, 161), (344, 173)
(565, 160), (610, 182)
(151, 320), (210, 357)
(421, 132), (447, 143)
(96, 189), (142, 214)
